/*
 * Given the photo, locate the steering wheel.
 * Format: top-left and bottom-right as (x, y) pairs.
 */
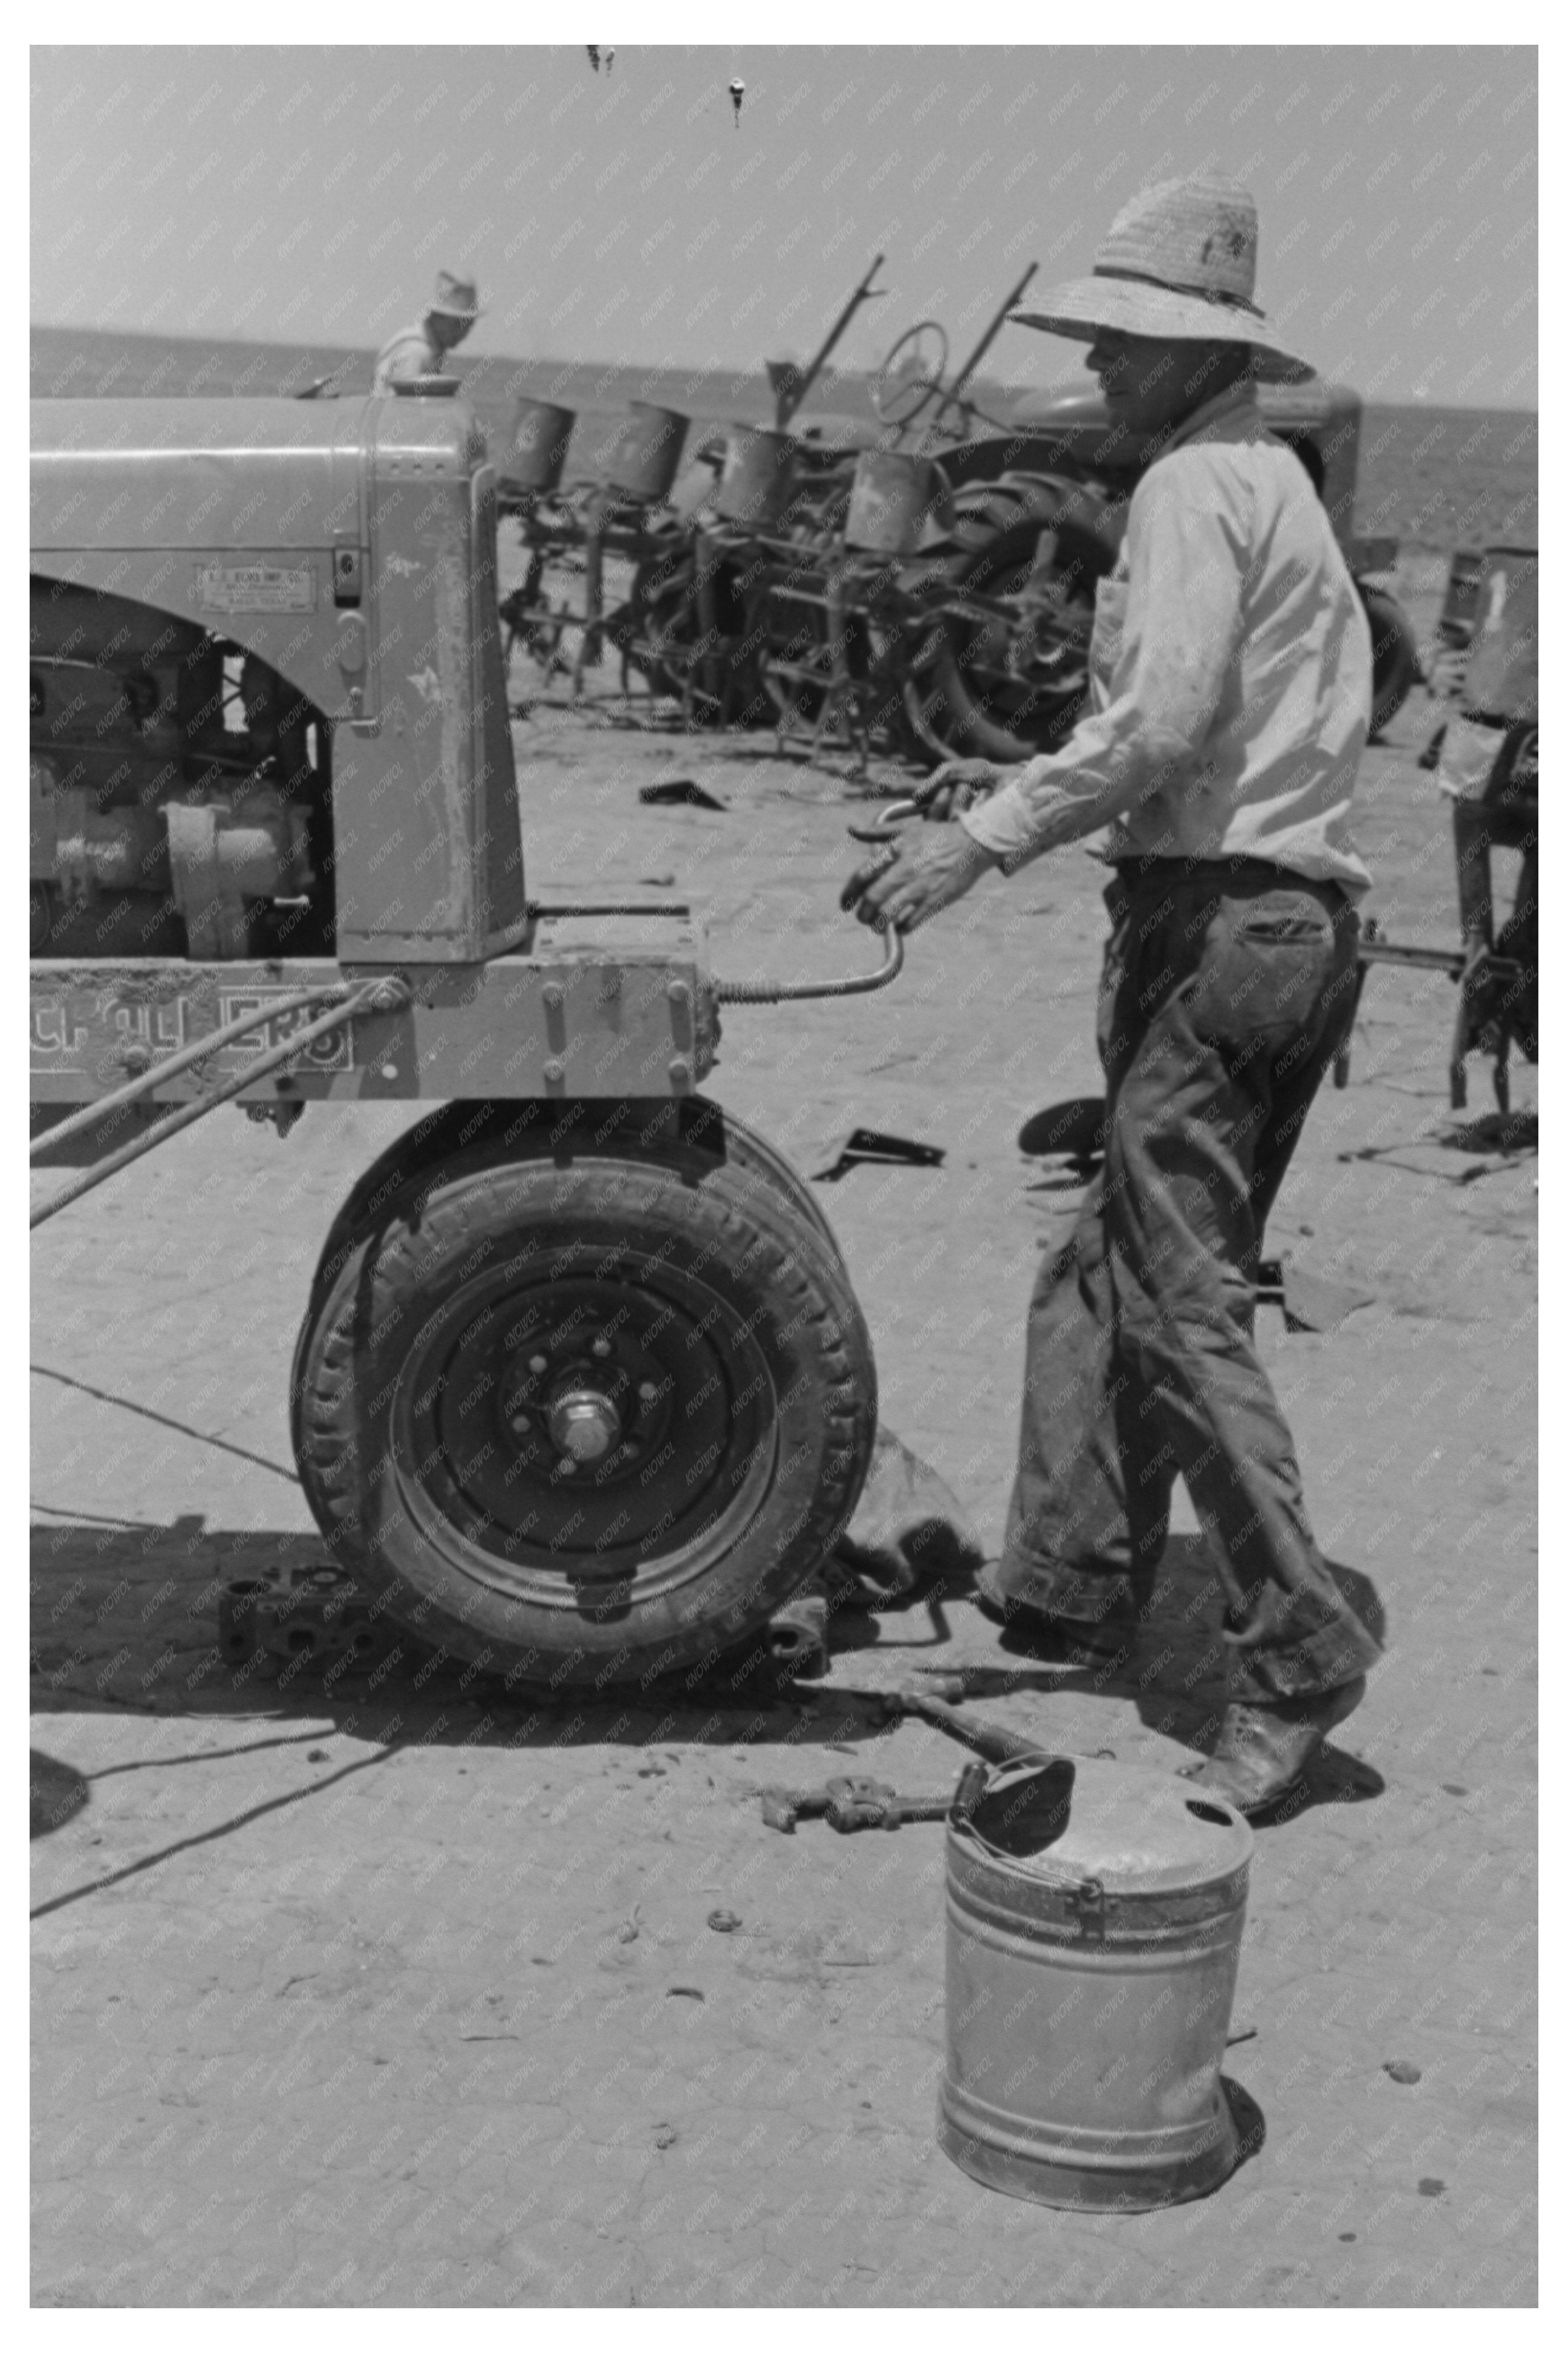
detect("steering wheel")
(871, 322), (950, 425)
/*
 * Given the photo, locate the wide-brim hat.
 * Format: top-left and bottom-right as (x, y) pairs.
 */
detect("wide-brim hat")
(427, 270), (483, 322)
(1011, 175), (1313, 385)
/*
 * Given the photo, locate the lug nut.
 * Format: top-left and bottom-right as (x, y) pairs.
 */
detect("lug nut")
(509, 1410), (530, 1432)
(556, 1457), (577, 1478)
(529, 1354), (548, 1374)
(637, 1380), (660, 1402)
(591, 1338), (612, 1358)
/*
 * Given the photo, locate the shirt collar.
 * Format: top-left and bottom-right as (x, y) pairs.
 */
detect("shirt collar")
(1160, 382), (1263, 456)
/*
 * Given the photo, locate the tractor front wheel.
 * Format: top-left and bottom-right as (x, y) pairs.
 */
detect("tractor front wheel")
(291, 1117), (876, 1691)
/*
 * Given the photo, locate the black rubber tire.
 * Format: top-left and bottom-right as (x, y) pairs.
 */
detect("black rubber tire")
(291, 1110), (874, 1689)
(298, 1099), (844, 1349)
(1359, 581), (1420, 739)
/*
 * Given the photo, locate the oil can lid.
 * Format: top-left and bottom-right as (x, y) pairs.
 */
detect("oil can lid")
(955, 1753), (1253, 1892)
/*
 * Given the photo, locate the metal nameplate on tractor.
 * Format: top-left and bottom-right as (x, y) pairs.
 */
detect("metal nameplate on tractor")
(29, 999), (91, 1070)
(195, 561), (317, 615)
(214, 990), (355, 1069)
(29, 982), (354, 1077)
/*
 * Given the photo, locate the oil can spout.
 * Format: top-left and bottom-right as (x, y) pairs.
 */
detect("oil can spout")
(712, 922), (903, 1004)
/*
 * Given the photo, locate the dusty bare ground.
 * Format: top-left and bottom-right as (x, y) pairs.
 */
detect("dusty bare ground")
(31, 569), (1537, 2305)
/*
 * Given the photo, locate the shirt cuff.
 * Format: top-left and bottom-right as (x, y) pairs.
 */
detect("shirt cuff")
(958, 781), (1044, 864)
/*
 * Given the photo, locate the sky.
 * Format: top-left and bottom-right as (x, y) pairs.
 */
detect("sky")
(31, 44), (1538, 406)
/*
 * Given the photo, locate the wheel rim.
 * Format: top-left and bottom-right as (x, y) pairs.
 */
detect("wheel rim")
(911, 532), (1094, 756)
(388, 1252), (777, 1614)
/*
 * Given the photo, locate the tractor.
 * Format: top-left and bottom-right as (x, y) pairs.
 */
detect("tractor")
(30, 383), (903, 1692)
(580, 295), (1421, 765)
(479, 263), (1419, 764)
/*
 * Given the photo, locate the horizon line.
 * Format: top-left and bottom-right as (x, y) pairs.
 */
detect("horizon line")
(28, 321), (1540, 416)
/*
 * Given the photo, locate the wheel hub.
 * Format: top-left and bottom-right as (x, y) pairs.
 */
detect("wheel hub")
(547, 1383), (622, 1464)
(394, 1261), (773, 1599)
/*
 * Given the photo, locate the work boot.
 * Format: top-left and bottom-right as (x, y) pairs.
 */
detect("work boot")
(974, 1558), (1137, 1667)
(1182, 1676), (1366, 1818)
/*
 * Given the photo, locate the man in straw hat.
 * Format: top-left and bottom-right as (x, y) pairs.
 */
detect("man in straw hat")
(844, 175), (1383, 1816)
(372, 270), (483, 393)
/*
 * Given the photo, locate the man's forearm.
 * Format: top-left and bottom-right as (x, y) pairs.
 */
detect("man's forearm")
(955, 712), (1164, 867)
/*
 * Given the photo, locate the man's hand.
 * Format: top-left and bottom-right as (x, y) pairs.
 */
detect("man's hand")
(911, 757), (1012, 821)
(841, 824), (1001, 933)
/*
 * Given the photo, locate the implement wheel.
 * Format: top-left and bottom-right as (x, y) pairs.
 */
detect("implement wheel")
(291, 1105), (874, 1690)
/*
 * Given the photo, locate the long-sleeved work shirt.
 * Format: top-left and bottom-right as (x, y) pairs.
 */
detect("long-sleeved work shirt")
(959, 384), (1374, 894)
(372, 323), (445, 393)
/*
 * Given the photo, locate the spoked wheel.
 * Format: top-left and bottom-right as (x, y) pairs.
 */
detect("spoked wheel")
(291, 1102), (874, 1689)
(900, 515), (1099, 763)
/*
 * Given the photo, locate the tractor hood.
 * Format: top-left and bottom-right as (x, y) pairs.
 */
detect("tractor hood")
(30, 394), (489, 552)
(1005, 376), (1359, 449)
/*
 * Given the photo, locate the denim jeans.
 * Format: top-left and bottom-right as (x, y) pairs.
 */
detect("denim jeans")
(997, 856), (1384, 1703)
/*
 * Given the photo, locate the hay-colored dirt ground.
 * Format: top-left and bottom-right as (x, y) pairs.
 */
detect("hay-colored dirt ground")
(31, 579), (1537, 2305)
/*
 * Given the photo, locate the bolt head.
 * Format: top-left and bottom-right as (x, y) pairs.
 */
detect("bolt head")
(591, 1337), (612, 1358)
(529, 1354), (548, 1374)
(637, 1380), (660, 1403)
(556, 1457), (577, 1478)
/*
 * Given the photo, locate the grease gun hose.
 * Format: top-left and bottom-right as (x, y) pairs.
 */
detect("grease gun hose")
(30, 981), (407, 1232)
(30, 984), (354, 1163)
(712, 922), (903, 1004)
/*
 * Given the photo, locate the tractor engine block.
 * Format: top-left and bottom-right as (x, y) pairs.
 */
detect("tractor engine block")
(30, 578), (328, 962)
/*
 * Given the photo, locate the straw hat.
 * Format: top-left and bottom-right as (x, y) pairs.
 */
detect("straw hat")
(426, 270), (483, 322)
(1011, 176), (1313, 384)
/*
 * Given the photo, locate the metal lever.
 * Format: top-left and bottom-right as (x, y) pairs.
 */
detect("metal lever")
(711, 922), (903, 1004)
(845, 797), (920, 843)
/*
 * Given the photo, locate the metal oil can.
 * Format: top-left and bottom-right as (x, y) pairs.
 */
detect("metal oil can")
(940, 1754), (1254, 2211)
(844, 449), (942, 554)
(505, 397), (577, 494)
(601, 401), (691, 502)
(714, 423), (800, 530)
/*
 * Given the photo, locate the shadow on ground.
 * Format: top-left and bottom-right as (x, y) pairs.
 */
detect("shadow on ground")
(31, 1517), (1387, 1829)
